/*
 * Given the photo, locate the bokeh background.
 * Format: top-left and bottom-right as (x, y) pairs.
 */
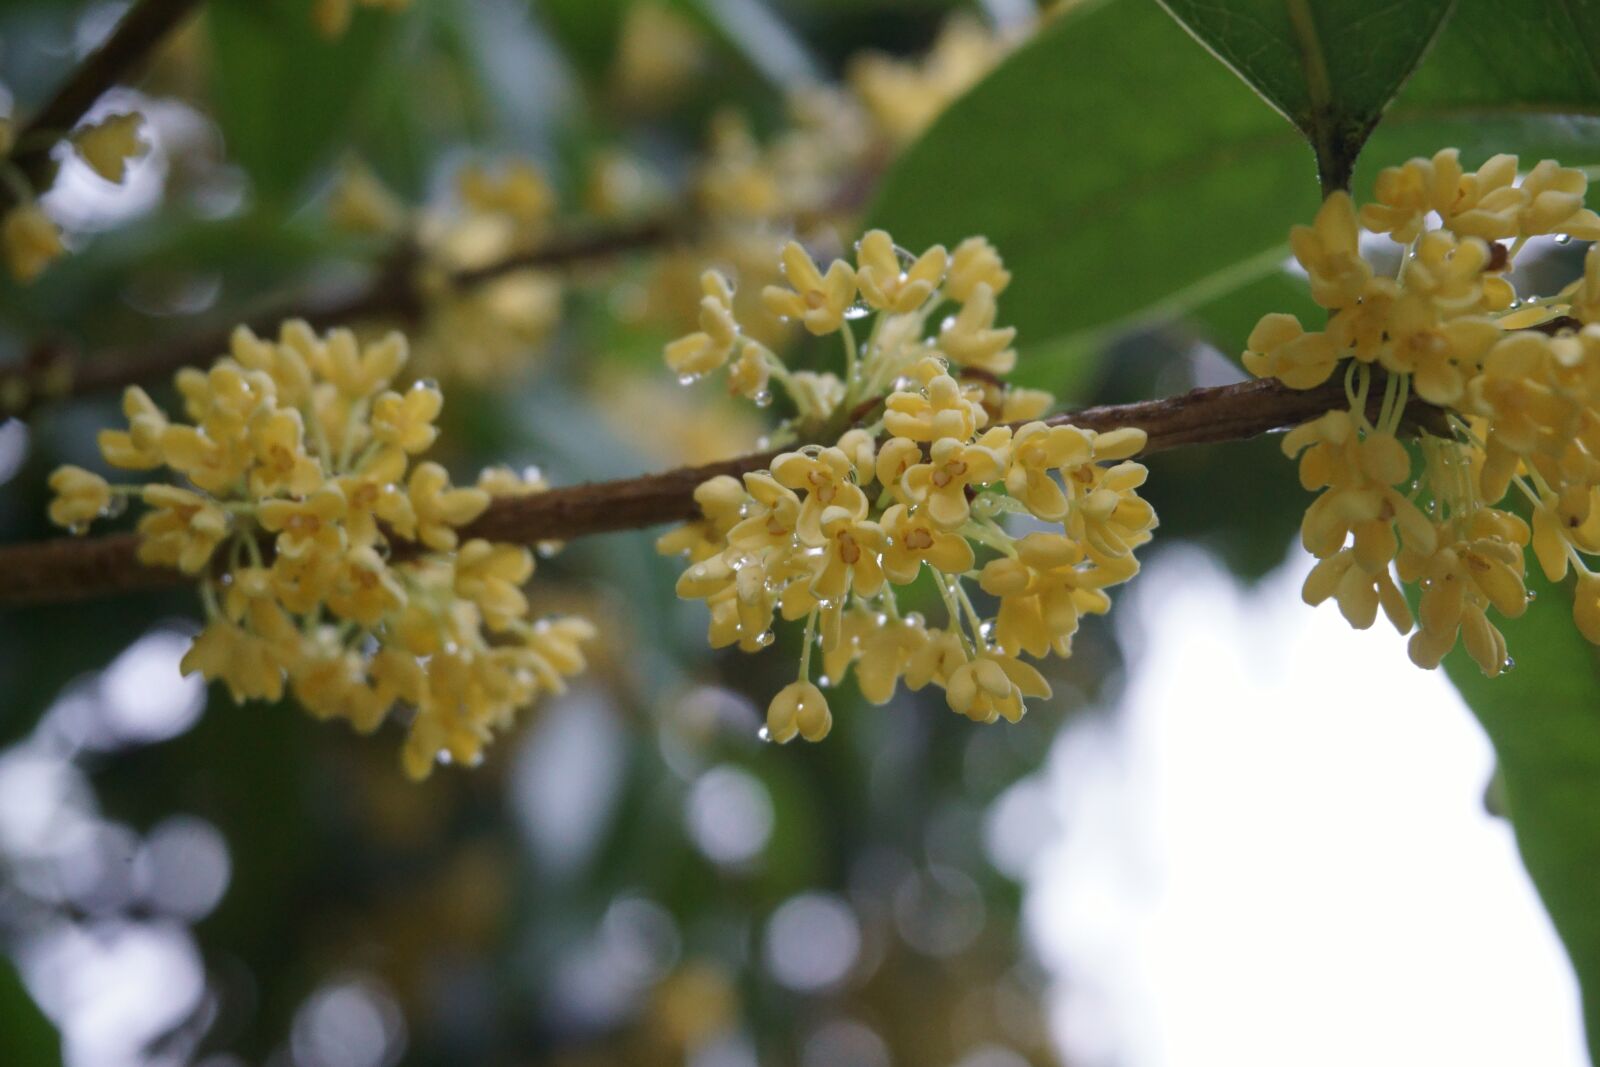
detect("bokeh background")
(0, 1), (1587, 1065)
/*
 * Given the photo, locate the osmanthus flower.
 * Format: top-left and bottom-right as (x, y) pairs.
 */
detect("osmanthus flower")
(659, 230), (1157, 742)
(137, 486), (229, 574)
(1245, 146), (1600, 674)
(946, 236), (1012, 303)
(763, 241), (858, 335)
(3, 203), (64, 283)
(945, 652), (1050, 725)
(884, 368), (989, 442)
(938, 283), (1017, 375)
(978, 533), (1124, 659)
(48, 319), (591, 780)
(771, 446), (870, 545)
(901, 429), (1011, 528)
(879, 503), (973, 583)
(855, 229), (947, 313)
(1005, 422), (1092, 520)
(1242, 313), (1341, 389)
(1291, 191), (1372, 310)
(70, 113), (147, 184)
(665, 271), (741, 379)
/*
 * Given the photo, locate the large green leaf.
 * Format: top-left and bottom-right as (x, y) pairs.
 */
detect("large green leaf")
(1434, 568), (1600, 1058)
(207, 0), (403, 204)
(869, 0), (1317, 392)
(868, 0), (1600, 383)
(1157, 0), (1454, 192)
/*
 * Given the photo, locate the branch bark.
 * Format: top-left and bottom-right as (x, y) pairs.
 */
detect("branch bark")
(1, 0), (205, 215)
(0, 376), (1364, 607)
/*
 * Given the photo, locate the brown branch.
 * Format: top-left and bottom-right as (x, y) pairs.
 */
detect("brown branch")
(1, 215), (684, 415)
(1, 0), (204, 214)
(0, 376), (1380, 608)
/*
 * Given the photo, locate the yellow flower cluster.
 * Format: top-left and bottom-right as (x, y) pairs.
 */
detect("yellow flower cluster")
(1247, 148), (1600, 675)
(48, 320), (593, 778)
(2, 112), (147, 284)
(658, 234), (1156, 741)
(326, 158), (564, 384)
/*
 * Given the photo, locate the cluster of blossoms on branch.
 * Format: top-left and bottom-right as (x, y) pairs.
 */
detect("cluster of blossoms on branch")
(658, 231), (1157, 741)
(1246, 148), (1600, 675)
(327, 157), (565, 385)
(2, 110), (147, 283)
(47, 321), (593, 778)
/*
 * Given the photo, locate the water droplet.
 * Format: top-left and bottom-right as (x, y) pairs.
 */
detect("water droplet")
(1556, 233), (1573, 245)
(978, 620), (994, 638)
(67, 522), (87, 536)
(755, 630), (775, 648)
(466, 751), (485, 768)
(1526, 589), (1538, 603)
(755, 436), (771, 450)
(101, 494), (128, 519)
(536, 542), (560, 558)
(758, 726), (772, 742)
(1509, 299), (1523, 310)
(752, 389), (773, 407)
(677, 374), (700, 386)
(905, 612), (925, 627)
(521, 464), (543, 482)
(1527, 295), (1541, 305)
(690, 565), (707, 578)
(818, 674), (832, 688)
(893, 244), (919, 271)
(843, 300), (872, 321)
(1503, 656), (1516, 672)
(939, 315), (958, 333)
(436, 750), (454, 765)
(416, 377), (440, 392)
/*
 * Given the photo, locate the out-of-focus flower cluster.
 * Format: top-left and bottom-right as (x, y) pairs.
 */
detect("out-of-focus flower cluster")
(48, 320), (593, 778)
(2, 111), (147, 284)
(658, 233), (1156, 741)
(625, 15), (1023, 355)
(327, 158), (564, 385)
(1246, 148), (1600, 676)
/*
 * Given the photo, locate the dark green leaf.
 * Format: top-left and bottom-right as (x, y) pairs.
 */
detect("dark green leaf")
(1157, 0), (1454, 192)
(0, 957), (58, 1067)
(1434, 567), (1600, 1060)
(207, 0), (403, 204)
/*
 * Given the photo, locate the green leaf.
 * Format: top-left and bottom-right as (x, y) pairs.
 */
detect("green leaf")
(1436, 567), (1600, 1059)
(207, 0), (403, 204)
(0, 957), (57, 1067)
(869, 0), (1600, 387)
(1157, 0), (1454, 192)
(868, 0), (1317, 394)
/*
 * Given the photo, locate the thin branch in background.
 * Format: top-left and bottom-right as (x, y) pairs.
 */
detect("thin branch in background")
(1, 0), (206, 214)
(0, 376), (1389, 607)
(1, 214), (684, 416)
